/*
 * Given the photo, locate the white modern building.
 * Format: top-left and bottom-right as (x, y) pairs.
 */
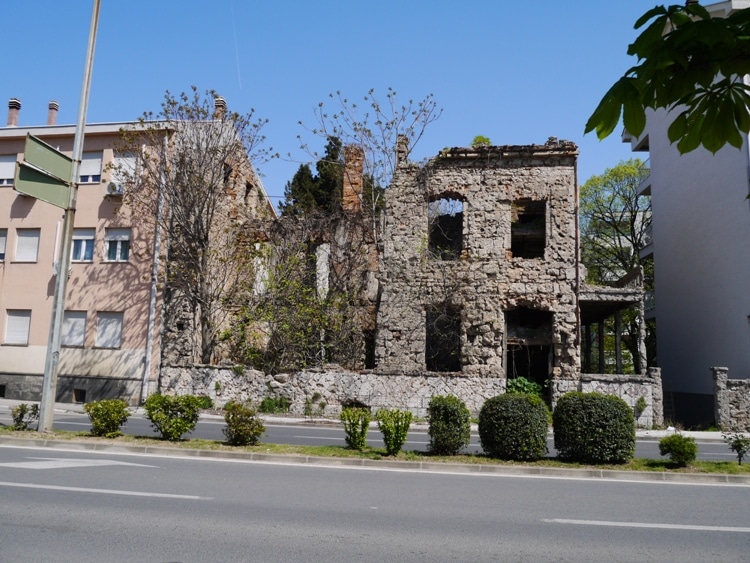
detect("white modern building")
(623, 0), (750, 426)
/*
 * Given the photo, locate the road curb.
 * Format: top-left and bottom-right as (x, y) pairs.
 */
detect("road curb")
(1, 435), (747, 485)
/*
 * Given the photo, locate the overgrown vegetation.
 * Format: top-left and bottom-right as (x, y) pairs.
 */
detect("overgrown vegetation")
(340, 407), (371, 450)
(258, 396), (291, 414)
(506, 376), (544, 400)
(11, 403), (39, 431)
(553, 392), (636, 464)
(478, 394), (549, 461)
(659, 433), (698, 467)
(427, 395), (471, 455)
(143, 394), (202, 441)
(84, 399), (130, 438)
(223, 401), (265, 446)
(376, 409), (413, 456)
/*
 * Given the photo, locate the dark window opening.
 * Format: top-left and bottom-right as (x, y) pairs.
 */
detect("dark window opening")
(73, 388), (87, 404)
(505, 308), (553, 398)
(0, 384), (5, 398)
(426, 304), (461, 372)
(511, 199), (545, 258)
(428, 197), (463, 260)
(363, 329), (377, 369)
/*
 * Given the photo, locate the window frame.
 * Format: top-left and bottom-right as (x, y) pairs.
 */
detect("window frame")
(0, 154), (16, 186)
(104, 228), (131, 262)
(0, 228), (6, 261)
(71, 228), (95, 263)
(79, 151), (103, 184)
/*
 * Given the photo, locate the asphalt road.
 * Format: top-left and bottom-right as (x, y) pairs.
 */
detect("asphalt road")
(0, 409), (735, 461)
(0, 444), (748, 562)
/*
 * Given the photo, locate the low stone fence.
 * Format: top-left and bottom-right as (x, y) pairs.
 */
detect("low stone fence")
(160, 364), (663, 426)
(552, 368), (663, 428)
(713, 367), (750, 431)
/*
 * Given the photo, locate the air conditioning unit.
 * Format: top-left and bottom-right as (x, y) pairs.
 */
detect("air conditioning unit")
(106, 182), (125, 196)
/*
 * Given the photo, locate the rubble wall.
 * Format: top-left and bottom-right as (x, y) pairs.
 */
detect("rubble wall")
(713, 367), (750, 431)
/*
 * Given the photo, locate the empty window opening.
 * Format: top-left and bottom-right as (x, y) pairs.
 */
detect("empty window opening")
(363, 329), (377, 369)
(428, 197), (463, 260)
(511, 199), (545, 258)
(73, 388), (87, 403)
(0, 384), (5, 398)
(505, 308), (553, 397)
(426, 304), (461, 372)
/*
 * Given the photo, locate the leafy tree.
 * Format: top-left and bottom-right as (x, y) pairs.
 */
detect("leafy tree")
(299, 87), (442, 225)
(114, 87), (271, 364)
(580, 159), (655, 372)
(585, 4), (750, 153)
(280, 137), (343, 215)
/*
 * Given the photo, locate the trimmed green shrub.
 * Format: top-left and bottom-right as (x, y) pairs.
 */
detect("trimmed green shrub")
(427, 395), (471, 455)
(376, 409), (413, 456)
(143, 394), (202, 441)
(553, 392), (635, 464)
(659, 433), (698, 467)
(196, 395), (214, 410)
(223, 401), (265, 446)
(11, 403), (39, 431)
(341, 407), (371, 450)
(479, 394), (549, 460)
(723, 430), (750, 465)
(84, 399), (130, 438)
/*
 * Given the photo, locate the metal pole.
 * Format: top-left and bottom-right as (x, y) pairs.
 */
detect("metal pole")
(38, 0), (101, 432)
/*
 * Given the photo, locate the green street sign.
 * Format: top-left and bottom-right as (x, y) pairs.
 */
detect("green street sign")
(23, 134), (72, 183)
(15, 161), (71, 209)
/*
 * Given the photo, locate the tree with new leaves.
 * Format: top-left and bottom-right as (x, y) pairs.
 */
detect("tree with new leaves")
(299, 88), (442, 222)
(114, 87), (272, 364)
(585, 3), (750, 153)
(580, 159), (655, 372)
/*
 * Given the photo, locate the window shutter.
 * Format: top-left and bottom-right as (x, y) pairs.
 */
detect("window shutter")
(6, 310), (31, 345)
(79, 152), (102, 179)
(96, 312), (123, 348)
(16, 229), (40, 262)
(0, 229), (6, 259)
(62, 311), (86, 346)
(0, 154), (16, 184)
(111, 152), (137, 182)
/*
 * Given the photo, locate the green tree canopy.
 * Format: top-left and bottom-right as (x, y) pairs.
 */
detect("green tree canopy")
(585, 4), (750, 153)
(280, 137), (343, 215)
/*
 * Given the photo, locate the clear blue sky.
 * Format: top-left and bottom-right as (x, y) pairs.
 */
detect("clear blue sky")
(1, 0), (661, 205)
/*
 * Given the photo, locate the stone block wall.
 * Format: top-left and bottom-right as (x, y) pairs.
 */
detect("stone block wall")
(713, 367), (750, 431)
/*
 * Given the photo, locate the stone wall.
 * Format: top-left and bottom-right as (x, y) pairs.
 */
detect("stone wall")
(160, 364), (663, 425)
(713, 367), (750, 431)
(375, 139), (580, 383)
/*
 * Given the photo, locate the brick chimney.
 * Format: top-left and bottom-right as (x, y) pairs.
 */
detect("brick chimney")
(6, 98), (21, 127)
(214, 96), (226, 119)
(47, 101), (59, 125)
(342, 144), (364, 213)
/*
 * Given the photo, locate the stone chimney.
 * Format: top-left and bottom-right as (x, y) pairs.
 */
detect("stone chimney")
(47, 101), (59, 125)
(214, 96), (226, 119)
(6, 98), (21, 127)
(342, 144), (364, 213)
(396, 134), (408, 166)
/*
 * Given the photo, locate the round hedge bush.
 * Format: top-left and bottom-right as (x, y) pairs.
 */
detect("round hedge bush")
(553, 392), (635, 464)
(659, 433), (697, 467)
(479, 393), (549, 460)
(428, 395), (471, 455)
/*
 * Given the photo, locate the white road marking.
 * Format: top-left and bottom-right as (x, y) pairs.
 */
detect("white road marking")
(0, 481), (207, 499)
(543, 518), (750, 533)
(0, 457), (159, 470)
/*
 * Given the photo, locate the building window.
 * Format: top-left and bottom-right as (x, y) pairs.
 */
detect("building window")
(104, 228), (130, 262)
(79, 151), (103, 183)
(5, 310), (31, 345)
(0, 154), (16, 186)
(61, 311), (86, 347)
(15, 229), (40, 262)
(71, 228), (95, 262)
(0, 229), (6, 261)
(428, 196), (463, 260)
(511, 199), (546, 259)
(96, 312), (123, 349)
(425, 304), (462, 372)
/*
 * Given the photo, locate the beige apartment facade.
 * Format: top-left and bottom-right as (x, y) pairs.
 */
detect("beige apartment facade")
(0, 99), (162, 404)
